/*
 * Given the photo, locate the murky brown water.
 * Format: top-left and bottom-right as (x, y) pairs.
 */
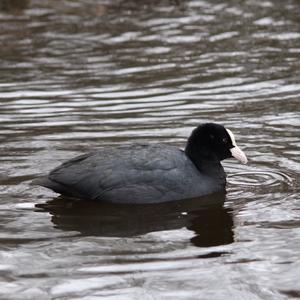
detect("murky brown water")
(0, 0), (299, 299)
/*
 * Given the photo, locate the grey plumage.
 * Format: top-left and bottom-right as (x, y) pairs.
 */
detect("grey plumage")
(34, 143), (226, 203)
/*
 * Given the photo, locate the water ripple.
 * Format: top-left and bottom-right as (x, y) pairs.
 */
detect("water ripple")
(228, 170), (294, 188)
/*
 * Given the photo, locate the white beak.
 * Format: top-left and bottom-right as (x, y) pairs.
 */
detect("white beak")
(230, 146), (248, 164)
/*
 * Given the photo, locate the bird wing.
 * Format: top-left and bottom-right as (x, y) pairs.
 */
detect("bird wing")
(46, 144), (193, 202)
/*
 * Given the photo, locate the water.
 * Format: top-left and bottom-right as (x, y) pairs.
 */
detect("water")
(0, 0), (299, 299)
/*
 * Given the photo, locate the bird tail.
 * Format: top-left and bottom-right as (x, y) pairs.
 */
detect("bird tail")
(32, 176), (83, 199)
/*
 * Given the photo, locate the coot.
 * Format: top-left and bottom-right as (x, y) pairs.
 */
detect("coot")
(34, 123), (247, 203)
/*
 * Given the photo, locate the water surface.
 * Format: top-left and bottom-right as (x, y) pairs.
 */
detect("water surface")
(0, 0), (299, 299)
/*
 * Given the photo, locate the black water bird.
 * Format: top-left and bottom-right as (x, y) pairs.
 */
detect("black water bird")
(33, 123), (247, 203)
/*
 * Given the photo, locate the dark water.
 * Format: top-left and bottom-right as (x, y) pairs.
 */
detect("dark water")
(0, 0), (299, 299)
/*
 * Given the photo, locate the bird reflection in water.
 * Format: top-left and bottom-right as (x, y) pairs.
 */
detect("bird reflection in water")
(35, 192), (234, 248)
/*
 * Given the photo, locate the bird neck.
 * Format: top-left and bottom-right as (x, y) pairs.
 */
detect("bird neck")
(185, 139), (223, 176)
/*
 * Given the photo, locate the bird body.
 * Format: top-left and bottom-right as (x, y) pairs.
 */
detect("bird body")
(34, 123), (247, 203)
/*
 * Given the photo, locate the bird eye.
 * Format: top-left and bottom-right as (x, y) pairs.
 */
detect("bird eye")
(222, 138), (228, 143)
